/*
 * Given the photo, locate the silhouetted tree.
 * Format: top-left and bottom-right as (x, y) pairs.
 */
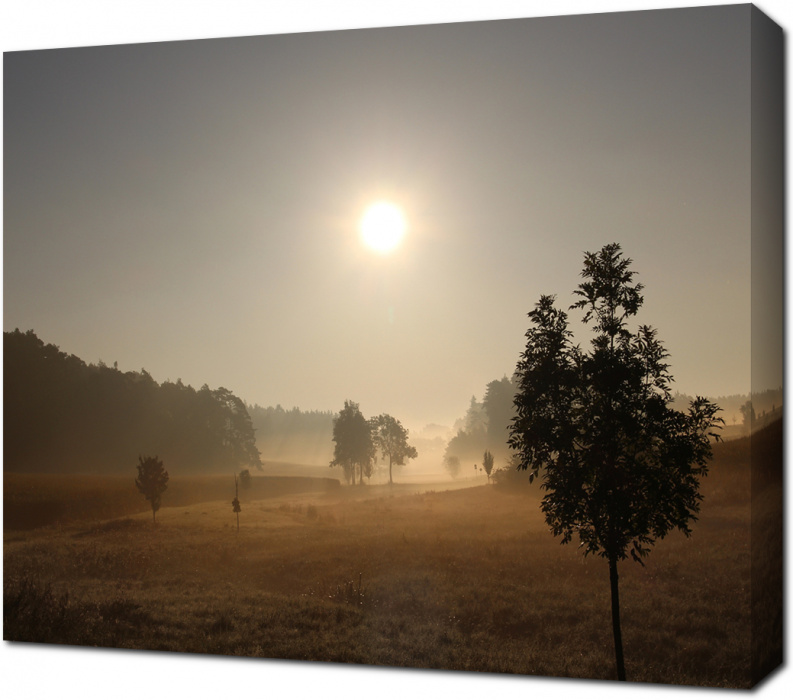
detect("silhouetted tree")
(482, 450), (495, 484)
(362, 458), (374, 483)
(330, 401), (375, 486)
(444, 381), (516, 468)
(443, 424), (486, 469)
(371, 414), (418, 484)
(232, 473), (241, 532)
(509, 243), (722, 681)
(135, 455), (169, 523)
(238, 469), (252, 490)
(203, 386), (263, 472)
(482, 377), (515, 454)
(740, 400), (756, 432)
(443, 454), (461, 479)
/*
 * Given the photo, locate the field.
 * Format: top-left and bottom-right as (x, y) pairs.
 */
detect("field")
(3, 424), (782, 688)
(3, 466), (341, 530)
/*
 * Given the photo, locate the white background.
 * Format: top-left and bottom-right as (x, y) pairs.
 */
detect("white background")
(1, 2), (790, 699)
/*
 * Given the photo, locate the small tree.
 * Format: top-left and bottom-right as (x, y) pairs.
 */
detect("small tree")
(238, 468), (252, 490)
(443, 454), (461, 479)
(482, 450), (495, 484)
(370, 414), (418, 485)
(509, 243), (722, 681)
(134, 455), (169, 524)
(740, 400), (756, 433)
(232, 473), (241, 532)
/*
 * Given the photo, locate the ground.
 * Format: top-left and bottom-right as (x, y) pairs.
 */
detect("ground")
(5, 431), (770, 688)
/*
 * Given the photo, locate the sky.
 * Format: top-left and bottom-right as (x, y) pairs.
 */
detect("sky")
(0, 3), (790, 700)
(2, 1), (780, 435)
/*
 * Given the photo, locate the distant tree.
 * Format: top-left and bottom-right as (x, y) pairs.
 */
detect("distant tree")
(482, 450), (495, 484)
(443, 454), (461, 479)
(362, 458), (374, 483)
(330, 401), (375, 486)
(134, 455), (169, 523)
(740, 400), (756, 432)
(509, 243), (722, 681)
(491, 453), (533, 489)
(462, 395), (487, 433)
(247, 404), (335, 465)
(444, 384), (515, 468)
(232, 473), (241, 532)
(371, 414), (418, 485)
(238, 469), (252, 490)
(203, 386), (263, 471)
(482, 377), (515, 454)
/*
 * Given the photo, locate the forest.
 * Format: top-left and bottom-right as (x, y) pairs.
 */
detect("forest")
(247, 404), (334, 465)
(440, 379), (782, 479)
(3, 329), (261, 475)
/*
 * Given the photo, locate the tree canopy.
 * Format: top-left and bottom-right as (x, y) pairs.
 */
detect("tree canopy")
(482, 450), (495, 483)
(482, 377), (515, 450)
(370, 414), (418, 484)
(330, 400), (375, 485)
(134, 455), (169, 523)
(443, 454), (461, 479)
(509, 243), (722, 680)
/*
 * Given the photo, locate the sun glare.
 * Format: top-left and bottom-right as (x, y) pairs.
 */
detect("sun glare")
(359, 201), (406, 254)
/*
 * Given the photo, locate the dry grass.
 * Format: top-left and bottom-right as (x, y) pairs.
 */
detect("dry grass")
(3, 472), (340, 530)
(3, 456), (760, 688)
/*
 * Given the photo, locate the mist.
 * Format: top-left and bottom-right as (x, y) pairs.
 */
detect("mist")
(3, 3), (783, 692)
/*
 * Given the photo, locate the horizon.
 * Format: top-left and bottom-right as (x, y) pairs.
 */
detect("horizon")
(4, 325), (781, 441)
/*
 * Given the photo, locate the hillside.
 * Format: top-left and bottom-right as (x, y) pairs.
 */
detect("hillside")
(3, 473), (340, 531)
(3, 329), (261, 475)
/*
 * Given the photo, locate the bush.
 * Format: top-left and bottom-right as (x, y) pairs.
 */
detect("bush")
(491, 464), (534, 490)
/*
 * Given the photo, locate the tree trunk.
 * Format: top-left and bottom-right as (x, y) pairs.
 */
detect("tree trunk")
(236, 512), (239, 533)
(608, 555), (627, 681)
(389, 455), (393, 485)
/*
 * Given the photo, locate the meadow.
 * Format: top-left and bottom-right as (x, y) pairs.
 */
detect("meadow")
(3, 466), (340, 530)
(3, 424), (781, 688)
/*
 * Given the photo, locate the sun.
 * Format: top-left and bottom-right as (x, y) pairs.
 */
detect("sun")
(359, 201), (406, 254)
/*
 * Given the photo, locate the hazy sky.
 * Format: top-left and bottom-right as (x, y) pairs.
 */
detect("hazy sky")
(3, 4), (767, 430)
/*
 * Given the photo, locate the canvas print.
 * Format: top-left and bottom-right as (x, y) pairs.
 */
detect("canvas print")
(3, 3), (783, 688)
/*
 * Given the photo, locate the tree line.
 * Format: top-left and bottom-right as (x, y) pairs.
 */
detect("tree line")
(442, 360), (781, 480)
(246, 404), (334, 463)
(442, 376), (516, 477)
(4, 329), (262, 474)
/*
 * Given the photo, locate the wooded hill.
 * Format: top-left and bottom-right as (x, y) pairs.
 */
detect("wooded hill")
(4, 329), (261, 475)
(247, 404), (334, 465)
(443, 376), (783, 473)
